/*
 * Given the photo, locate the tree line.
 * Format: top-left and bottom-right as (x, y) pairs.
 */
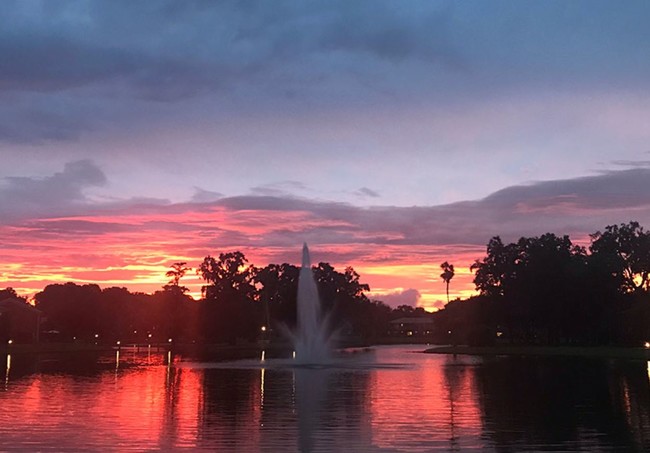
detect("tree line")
(434, 221), (650, 346)
(4, 220), (649, 347)
(17, 253), (401, 345)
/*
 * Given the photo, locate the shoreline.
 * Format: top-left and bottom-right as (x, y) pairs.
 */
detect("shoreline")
(6, 342), (650, 361)
(0, 341), (289, 356)
(424, 345), (650, 360)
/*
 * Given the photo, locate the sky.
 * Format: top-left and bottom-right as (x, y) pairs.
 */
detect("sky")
(1, 0), (650, 310)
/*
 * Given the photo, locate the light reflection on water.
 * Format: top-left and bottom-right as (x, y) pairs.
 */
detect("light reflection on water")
(4, 354), (10, 388)
(0, 346), (649, 452)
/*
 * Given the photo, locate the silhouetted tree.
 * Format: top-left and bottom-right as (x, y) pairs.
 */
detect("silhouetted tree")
(391, 305), (429, 318)
(164, 261), (191, 294)
(29, 222), (650, 348)
(254, 263), (300, 329)
(313, 263), (372, 338)
(590, 221), (650, 293)
(0, 287), (25, 302)
(471, 236), (518, 298)
(440, 261), (455, 304)
(197, 251), (260, 343)
(255, 261), (387, 343)
(355, 299), (392, 341)
(35, 283), (103, 339)
(198, 252), (256, 303)
(471, 234), (590, 344)
(159, 262), (194, 340)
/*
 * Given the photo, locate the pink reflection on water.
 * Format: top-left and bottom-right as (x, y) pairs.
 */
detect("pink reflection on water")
(369, 353), (484, 451)
(0, 353), (206, 450)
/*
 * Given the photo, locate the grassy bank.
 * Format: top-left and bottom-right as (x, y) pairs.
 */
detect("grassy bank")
(424, 345), (650, 359)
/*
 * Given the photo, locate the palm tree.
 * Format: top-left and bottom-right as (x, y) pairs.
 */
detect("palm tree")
(440, 261), (455, 304)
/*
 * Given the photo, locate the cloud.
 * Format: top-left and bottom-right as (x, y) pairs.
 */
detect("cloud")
(203, 167), (650, 248)
(249, 181), (309, 197)
(0, 160), (106, 219)
(191, 187), (224, 203)
(4, 161), (650, 305)
(610, 159), (650, 168)
(2, 0), (648, 146)
(8, 161), (650, 249)
(313, 1), (459, 65)
(432, 300), (445, 310)
(483, 168), (650, 212)
(0, 161), (177, 222)
(0, 34), (138, 93)
(374, 288), (421, 308)
(355, 187), (380, 198)
(0, 3), (245, 99)
(0, 102), (93, 143)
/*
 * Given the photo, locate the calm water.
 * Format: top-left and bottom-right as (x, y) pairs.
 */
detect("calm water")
(1, 345), (649, 452)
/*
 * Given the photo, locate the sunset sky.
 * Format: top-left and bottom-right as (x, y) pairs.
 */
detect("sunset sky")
(2, 1), (650, 310)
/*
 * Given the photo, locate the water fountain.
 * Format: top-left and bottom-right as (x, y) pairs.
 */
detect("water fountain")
(293, 243), (331, 364)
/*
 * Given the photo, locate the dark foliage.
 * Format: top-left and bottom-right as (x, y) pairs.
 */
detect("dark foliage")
(29, 253), (392, 346)
(18, 221), (650, 348)
(436, 221), (650, 346)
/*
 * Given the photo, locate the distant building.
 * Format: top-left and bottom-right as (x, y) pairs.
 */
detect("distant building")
(0, 298), (44, 343)
(389, 317), (435, 337)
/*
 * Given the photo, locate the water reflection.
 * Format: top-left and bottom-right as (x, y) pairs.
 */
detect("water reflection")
(4, 354), (10, 387)
(0, 347), (649, 451)
(369, 352), (482, 451)
(443, 357), (468, 451)
(292, 367), (373, 452)
(472, 356), (650, 450)
(260, 367), (265, 409)
(295, 368), (327, 452)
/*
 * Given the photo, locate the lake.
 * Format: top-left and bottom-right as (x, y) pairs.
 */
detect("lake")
(1, 345), (649, 451)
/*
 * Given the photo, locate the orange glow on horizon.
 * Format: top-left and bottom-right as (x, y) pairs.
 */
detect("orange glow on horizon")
(0, 206), (485, 309)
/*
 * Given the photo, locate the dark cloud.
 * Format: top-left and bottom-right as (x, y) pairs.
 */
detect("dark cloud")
(0, 161), (175, 221)
(355, 187), (380, 198)
(213, 167), (650, 247)
(0, 160), (106, 219)
(249, 181), (308, 197)
(0, 102), (92, 143)
(0, 34), (138, 93)
(610, 160), (650, 168)
(2, 0), (647, 144)
(4, 162), (650, 253)
(483, 168), (650, 211)
(314, 1), (459, 64)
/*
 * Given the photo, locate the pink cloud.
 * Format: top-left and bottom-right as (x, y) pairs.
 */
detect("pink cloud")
(3, 162), (650, 308)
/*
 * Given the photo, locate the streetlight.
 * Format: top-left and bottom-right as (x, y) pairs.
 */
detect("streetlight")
(261, 326), (267, 332)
